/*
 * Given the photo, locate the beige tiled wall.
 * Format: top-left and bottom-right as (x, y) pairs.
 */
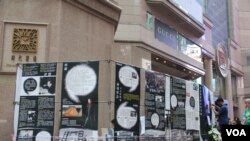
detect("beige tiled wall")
(0, 75), (16, 141)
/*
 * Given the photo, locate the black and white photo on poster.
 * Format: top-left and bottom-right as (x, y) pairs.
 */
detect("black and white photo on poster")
(144, 70), (166, 138)
(39, 77), (56, 95)
(115, 63), (140, 139)
(170, 77), (186, 130)
(60, 61), (99, 141)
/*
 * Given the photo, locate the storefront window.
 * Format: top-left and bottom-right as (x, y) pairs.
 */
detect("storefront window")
(193, 77), (202, 84)
(212, 65), (225, 97)
(178, 34), (202, 62)
(146, 12), (154, 31)
(169, 0), (203, 24)
(202, 0), (208, 14)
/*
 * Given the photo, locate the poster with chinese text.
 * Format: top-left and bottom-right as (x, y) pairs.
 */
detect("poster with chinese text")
(170, 77), (186, 130)
(114, 63), (140, 140)
(16, 63), (57, 141)
(60, 61), (99, 141)
(145, 71), (166, 139)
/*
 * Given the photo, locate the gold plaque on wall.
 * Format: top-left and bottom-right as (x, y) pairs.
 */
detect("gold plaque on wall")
(12, 28), (38, 52)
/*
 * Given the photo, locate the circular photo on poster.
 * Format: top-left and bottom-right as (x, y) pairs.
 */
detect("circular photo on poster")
(171, 94), (178, 109)
(35, 131), (51, 141)
(190, 96), (195, 109)
(23, 78), (37, 94)
(65, 64), (97, 103)
(118, 66), (139, 92)
(116, 102), (138, 129)
(151, 113), (160, 128)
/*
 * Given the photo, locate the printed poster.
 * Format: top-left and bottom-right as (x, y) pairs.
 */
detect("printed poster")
(165, 76), (171, 128)
(145, 71), (166, 138)
(60, 61), (99, 141)
(199, 85), (210, 141)
(170, 77), (186, 130)
(209, 90), (216, 126)
(114, 63), (140, 140)
(185, 81), (200, 131)
(16, 63), (57, 141)
(185, 81), (200, 141)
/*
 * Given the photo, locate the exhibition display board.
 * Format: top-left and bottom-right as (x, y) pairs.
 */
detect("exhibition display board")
(13, 61), (215, 141)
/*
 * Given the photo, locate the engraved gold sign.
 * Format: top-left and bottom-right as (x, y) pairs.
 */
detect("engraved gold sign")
(12, 28), (38, 52)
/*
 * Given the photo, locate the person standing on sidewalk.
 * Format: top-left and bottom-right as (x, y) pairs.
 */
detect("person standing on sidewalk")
(211, 97), (229, 130)
(242, 98), (250, 125)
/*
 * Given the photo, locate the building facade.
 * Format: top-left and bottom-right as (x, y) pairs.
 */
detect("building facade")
(114, 0), (248, 122)
(0, 0), (121, 140)
(205, 0), (245, 119)
(207, 0), (249, 118)
(239, 0), (250, 117)
(114, 0), (211, 83)
(0, 0), (248, 140)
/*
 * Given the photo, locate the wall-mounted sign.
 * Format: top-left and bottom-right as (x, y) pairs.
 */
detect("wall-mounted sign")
(155, 19), (178, 49)
(216, 44), (228, 77)
(12, 28), (38, 53)
(2, 22), (47, 72)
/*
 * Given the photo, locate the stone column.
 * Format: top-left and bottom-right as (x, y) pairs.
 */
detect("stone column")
(236, 76), (245, 118)
(225, 69), (234, 120)
(237, 95), (245, 118)
(204, 58), (213, 91)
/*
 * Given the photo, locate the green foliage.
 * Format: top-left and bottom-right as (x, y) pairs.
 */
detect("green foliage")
(208, 125), (222, 141)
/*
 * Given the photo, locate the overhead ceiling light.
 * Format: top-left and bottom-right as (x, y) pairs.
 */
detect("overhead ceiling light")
(156, 57), (159, 60)
(189, 71), (191, 73)
(192, 76), (195, 79)
(163, 60), (167, 63)
(194, 73), (196, 76)
(183, 69), (186, 71)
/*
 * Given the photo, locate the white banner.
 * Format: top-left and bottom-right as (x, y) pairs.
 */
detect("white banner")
(13, 65), (23, 135)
